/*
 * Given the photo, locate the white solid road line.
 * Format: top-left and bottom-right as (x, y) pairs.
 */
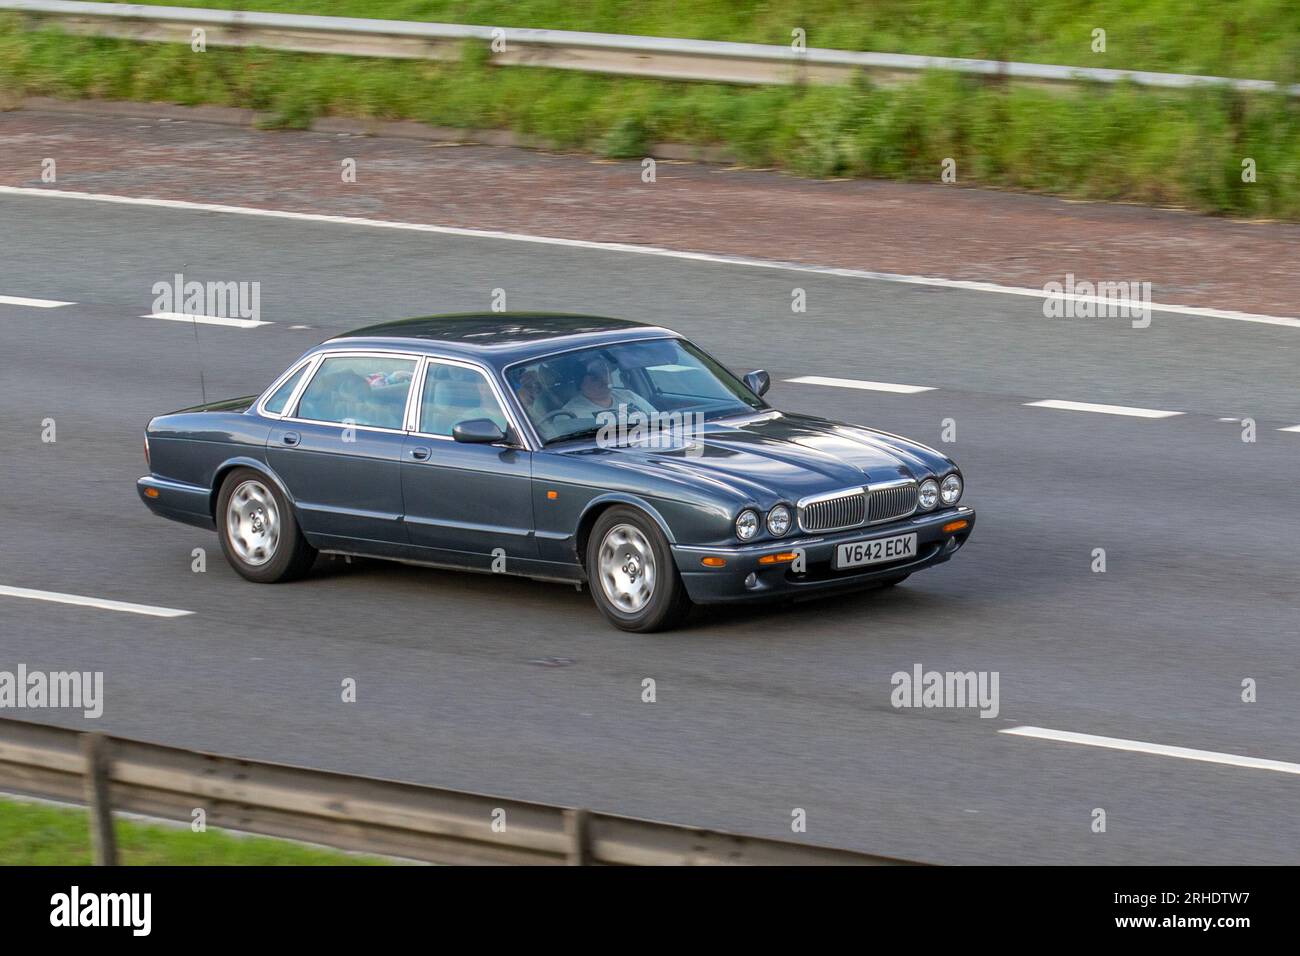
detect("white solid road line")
(784, 375), (935, 394)
(3, 185), (1299, 330)
(143, 311), (271, 329)
(1024, 399), (1183, 419)
(0, 585), (193, 618)
(0, 294), (73, 308)
(1001, 726), (1300, 777)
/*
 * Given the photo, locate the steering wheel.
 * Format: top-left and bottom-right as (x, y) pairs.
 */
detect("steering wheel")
(540, 410), (578, 428)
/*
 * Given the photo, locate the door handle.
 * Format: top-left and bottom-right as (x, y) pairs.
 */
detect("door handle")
(282, 432), (300, 446)
(410, 446), (431, 461)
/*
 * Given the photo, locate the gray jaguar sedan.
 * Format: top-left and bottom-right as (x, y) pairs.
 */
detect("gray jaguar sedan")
(139, 314), (975, 631)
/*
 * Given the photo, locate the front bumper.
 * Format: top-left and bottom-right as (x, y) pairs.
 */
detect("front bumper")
(674, 506), (974, 604)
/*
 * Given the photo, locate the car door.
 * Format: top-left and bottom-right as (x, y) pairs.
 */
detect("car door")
(266, 350), (418, 549)
(400, 357), (537, 564)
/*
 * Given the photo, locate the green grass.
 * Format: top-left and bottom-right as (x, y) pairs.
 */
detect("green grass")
(0, 796), (392, 865)
(3, 19), (1297, 219)
(100, 0), (1300, 81)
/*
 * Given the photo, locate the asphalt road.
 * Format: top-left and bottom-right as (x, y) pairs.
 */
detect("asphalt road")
(2, 191), (1298, 864)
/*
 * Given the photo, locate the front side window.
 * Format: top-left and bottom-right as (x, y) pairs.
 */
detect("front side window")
(294, 355), (416, 430)
(418, 362), (509, 437)
(262, 362), (311, 416)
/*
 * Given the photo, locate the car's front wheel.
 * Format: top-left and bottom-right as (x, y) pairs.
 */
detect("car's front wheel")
(216, 468), (317, 583)
(586, 506), (691, 632)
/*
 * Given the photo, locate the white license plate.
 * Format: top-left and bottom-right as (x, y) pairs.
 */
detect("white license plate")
(834, 533), (917, 569)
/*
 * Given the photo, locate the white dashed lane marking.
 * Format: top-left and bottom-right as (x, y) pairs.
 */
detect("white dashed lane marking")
(1002, 726), (1300, 777)
(785, 379), (1280, 430)
(1023, 399), (1183, 419)
(784, 375), (935, 394)
(1279, 425), (1300, 433)
(5, 184), (1299, 329)
(0, 294), (73, 308)
(143, 311), (271, 329)
(0, 585), (193, 618)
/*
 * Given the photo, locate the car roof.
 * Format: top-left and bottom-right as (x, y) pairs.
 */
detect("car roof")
(321, 313), (680, 368)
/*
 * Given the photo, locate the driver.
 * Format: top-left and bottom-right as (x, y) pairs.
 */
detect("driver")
(515, 368), (549, 420)
(561, 358), (655, 422)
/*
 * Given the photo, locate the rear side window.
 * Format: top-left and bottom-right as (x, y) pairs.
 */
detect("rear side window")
(295, 355), (417, 430)
(262, 363), (310, 416)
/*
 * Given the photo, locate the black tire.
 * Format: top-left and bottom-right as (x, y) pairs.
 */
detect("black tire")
(586, 506), (691, 633)
(216, 468), (317, 583)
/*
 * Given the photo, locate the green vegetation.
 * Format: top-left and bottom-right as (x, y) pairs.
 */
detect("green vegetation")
(101, 0), (1300, 80)
(1, 8), (1296, 219)
(0, 796), (390, 865)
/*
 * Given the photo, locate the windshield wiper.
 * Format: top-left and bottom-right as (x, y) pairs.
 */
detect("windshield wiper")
(543, 426), (604, 446)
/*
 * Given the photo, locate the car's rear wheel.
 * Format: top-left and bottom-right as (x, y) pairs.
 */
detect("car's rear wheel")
(587, 506), (691, 632)
(216, 468), (316, 583)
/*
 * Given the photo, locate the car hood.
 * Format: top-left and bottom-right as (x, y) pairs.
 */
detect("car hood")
(560, 410), (955, 504)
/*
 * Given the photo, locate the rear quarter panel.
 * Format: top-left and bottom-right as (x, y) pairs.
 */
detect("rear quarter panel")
(147, 408), (273, 494)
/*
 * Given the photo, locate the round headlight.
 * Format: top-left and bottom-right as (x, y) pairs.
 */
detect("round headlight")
(918, 479), (940, 511)
(940, 474), (962, 506)
(767, 505), (791, 537)
(736, 509), (760, 541)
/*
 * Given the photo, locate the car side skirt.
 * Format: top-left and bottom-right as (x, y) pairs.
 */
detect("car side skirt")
(317, 547), (584, 585)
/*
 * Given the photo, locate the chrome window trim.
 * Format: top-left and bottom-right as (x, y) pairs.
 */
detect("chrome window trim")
(280, 349), (423, 433)
(409, 355), (534, 450)
(404, 354), (430, 433)
(277, 420), (409, 437)
(255, 354), (321, 420)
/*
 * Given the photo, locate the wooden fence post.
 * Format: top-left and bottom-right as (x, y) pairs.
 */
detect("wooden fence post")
(563, 808), (591, 865)
(81, 732), (118, 866)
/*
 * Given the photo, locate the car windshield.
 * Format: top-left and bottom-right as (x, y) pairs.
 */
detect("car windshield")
(505, 338), (765, 444)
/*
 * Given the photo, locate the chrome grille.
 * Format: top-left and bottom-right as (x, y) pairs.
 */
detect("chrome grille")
(798, 489), (867, 533)
(868, 480), (919, 524)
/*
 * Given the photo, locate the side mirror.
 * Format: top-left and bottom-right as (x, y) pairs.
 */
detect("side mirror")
(452, 418), (507, 444)
(743, 369), (771, 398)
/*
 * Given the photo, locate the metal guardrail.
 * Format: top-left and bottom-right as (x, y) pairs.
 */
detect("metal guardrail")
(1, 0), (1296, 96)
(0, 718), (911, 865)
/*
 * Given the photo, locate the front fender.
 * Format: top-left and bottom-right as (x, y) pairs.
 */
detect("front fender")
(577, 492), (678, 545)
